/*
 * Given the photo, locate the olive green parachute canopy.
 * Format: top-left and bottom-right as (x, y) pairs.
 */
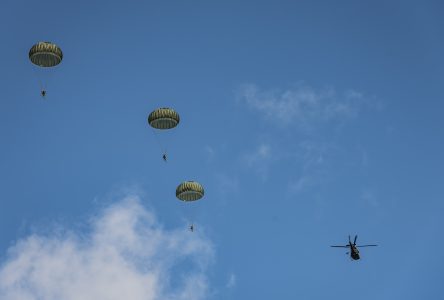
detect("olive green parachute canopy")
(176, 181), (204, 202)
(29, 42), (63, 67)
(148, 108), (180, 130)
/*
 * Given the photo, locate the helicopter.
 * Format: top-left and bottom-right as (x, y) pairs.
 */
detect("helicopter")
(331, 235), (377, 260)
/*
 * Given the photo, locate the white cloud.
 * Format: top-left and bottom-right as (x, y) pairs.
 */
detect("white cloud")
(239, 83), (365, 130)
(0, 197), (214, 300)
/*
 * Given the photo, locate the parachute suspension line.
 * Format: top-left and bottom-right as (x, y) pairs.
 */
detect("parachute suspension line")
(30, 66), (45, 96)
(150, 128), (167, 158)
(39, 79), (47, 98)
(188, 210), (195, 232)
(180, 202), (196, 231)
(188, 203), (198, 229)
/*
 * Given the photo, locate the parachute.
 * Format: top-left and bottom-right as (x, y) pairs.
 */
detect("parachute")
(29, 42), (63, 67)
(148, 108), (180, 161)
(176, 181), (204, 202)
(148, 108), (180, 130)
(29, 42), (63, 97)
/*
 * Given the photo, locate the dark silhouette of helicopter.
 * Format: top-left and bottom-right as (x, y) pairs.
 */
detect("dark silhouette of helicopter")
(189, 224), (194, 232)
(331, 235), (377, 260)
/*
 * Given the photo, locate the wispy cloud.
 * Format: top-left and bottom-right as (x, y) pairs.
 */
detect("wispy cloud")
(203, 145), (215, 162)
(238, 83), (367, 130)
(226, 273), (236, 289)
(214, 173), (239, 196)
(288, 175), (314, 193)
(361, 189), (380, 208)
(238, 83), (376, 190)
(242, 143), (273, 180)
(0, 197), (213, 300)
(244, 144), (271, 165)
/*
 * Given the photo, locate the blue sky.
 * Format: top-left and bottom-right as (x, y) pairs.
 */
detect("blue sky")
(0, 0), (443, 299)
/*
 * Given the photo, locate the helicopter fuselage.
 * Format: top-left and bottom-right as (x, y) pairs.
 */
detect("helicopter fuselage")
(350, 244), (360, 260)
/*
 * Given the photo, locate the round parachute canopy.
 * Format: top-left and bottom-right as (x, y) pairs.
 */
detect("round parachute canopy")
(176, 181), (204, 202)
(148, 108), (180, 130)
(29, 42), (63, 67)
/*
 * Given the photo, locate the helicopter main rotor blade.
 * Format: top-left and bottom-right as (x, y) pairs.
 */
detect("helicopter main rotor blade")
(330, 245), (350, 248)
(354, 235), (358, 245)
(357, 244), (378, 247)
